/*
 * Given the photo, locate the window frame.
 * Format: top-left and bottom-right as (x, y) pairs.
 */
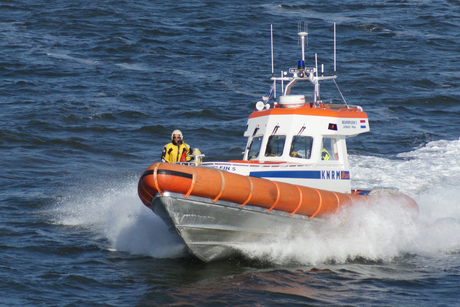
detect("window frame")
(290, 135), (313, 160)
(247, 135), (263, 160)
(264, 135), (286, 157)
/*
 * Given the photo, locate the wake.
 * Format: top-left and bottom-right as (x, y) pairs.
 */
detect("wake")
(51, 139), (460, 264)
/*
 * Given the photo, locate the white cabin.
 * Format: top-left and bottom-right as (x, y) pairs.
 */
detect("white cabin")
(201, 25), (370, 194)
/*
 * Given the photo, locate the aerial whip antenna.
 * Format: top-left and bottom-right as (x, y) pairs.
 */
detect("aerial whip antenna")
(270, 24), (274, 76)
(334, 22), (337, 73)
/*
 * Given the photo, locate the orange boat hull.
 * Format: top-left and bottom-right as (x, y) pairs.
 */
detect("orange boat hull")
(138, 162), (418, 219)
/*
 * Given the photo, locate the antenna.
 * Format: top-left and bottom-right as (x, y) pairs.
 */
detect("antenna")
(298, 22), (308, 62)
(315, 53), (318, 77)
(314, 53), (320, 105)
(304, 23), (308, 47)
(271, 24), (274, 76)
(334, 22), (337, 73)
(307, 23), (308, 47)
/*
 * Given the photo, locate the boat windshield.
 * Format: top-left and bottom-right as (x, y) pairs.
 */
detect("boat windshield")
(290, 136), (313, 159)
(248, 136), (263, 160)
(265, 135), (286, 157)
(321, 137), (339, 161)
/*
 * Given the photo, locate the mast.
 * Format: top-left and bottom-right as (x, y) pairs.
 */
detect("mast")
(297, 22), (308, 69)
(269, 23), (337, 107)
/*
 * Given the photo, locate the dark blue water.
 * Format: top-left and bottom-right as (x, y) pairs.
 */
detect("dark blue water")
(2, 1), (460, 306)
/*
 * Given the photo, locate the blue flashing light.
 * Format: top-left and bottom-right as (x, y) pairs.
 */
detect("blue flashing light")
(298, 60), (305, 69)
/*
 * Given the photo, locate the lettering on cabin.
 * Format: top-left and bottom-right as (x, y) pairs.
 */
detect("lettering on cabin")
(321, 170), (349, 180)
(342, 120), (357, 125)
(342, 120), (357, 129)
(215, 165), (236, 172)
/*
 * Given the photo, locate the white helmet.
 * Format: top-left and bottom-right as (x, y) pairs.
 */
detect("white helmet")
(171, 129), (183, 140)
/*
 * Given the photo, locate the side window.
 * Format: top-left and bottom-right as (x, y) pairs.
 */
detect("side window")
(248, 136), (263, 160)
(290, 136), (313, 159)
(265, 135), (286, 157)
(321, 138), (339, 161)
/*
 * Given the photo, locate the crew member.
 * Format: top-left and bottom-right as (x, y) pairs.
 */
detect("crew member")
(321, 148), (330, 160)
(161, 129), (192, 163)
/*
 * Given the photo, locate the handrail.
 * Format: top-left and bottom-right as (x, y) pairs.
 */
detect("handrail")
(268, 181), (281, 211)
(290, 185), (303, 215)
(153, 163), (163, 195)
(184, 166), (196, 198)
(240, 176), (254, 207)
(309, 188), (323, 219)
(213, 170), (225, 202)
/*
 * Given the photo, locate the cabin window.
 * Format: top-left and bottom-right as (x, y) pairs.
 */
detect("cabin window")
(321, 137), (339, 161)
(248, 136), (263, 160)
(290, 136), (313, 159)
(265, 135), (286, 157)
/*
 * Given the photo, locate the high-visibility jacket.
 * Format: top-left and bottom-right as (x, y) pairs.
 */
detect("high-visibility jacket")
(321, 148), (330, 160)
(161, 142), (192, 163)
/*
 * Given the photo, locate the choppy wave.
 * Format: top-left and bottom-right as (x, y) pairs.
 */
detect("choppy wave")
(51, 177), (187, 259)
(3, 0), (460, 305)
(50, 139), (460, 266)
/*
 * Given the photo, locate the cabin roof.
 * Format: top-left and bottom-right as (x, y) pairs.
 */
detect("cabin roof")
(249, 103), (368, 120)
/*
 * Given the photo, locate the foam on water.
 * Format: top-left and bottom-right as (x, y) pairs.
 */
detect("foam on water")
(350, 138), (460, 193)
(240, 190), (460, 265)
(51, 177), (187, 259)
(239, 139), (460, 264)
(51, 139), (460, 264)
(46, 52), (99, 66)
(240, 199), (419, 265)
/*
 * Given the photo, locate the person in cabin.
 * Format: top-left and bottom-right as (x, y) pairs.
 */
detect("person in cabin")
(321, 148), (330, 160)
(161, 129), (192, 163)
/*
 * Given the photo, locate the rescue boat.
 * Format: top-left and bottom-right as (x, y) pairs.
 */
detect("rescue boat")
(138, 24), (418, 262)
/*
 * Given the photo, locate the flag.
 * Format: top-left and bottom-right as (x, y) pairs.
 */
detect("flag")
(262, 85), (274, 103)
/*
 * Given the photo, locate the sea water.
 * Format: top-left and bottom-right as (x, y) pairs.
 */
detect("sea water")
(1, 1), (460, 306)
